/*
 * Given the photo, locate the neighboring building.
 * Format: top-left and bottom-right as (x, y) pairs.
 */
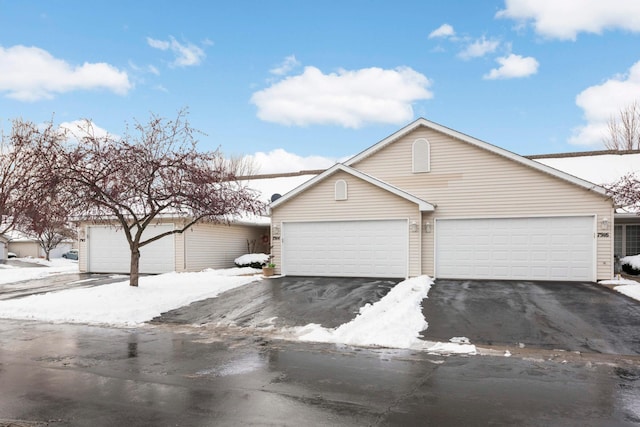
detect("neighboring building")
(5, 230), (73, 259)
(270, 118), (615, 282)
(77, 218), (269, 274)
(530, 149), (640, 259)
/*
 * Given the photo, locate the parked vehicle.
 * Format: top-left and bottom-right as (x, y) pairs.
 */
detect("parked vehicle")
(7, 252), (17, 259)
(62, 249), (79, 260)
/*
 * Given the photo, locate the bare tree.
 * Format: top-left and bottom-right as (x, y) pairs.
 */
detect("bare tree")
(0, 119), (59, 236)
(48, 111), (264, 286)
(604, 101), (640, 150)
(606, 173), (640, 213)
(22, 192), (75, 261)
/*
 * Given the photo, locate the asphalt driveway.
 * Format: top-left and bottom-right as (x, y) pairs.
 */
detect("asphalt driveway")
(155, 276), (640, 356)
(421, 279), (640, 355)
(154, 276), (401, 328)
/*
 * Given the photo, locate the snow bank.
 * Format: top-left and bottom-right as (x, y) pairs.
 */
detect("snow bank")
(294, 276), (432, 348)
(424, 340), (477, 355)
(291, 276), (476, 354)
(621, 254), (640, 270)
(234, 253), (269, 266)
(0, 269), (260, 326)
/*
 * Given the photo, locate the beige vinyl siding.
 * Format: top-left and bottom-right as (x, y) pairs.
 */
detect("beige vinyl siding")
(7, 242), (40, 258)
(353, 128), (614, 280)
(271, 170), (422, 276)
(184, 222), (267, 271)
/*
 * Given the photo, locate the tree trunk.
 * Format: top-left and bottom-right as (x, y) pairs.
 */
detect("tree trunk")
(130, 248), (140, 287)
(44, 249), (50, 261)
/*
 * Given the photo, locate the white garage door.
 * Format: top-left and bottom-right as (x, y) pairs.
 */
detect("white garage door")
(436, 217), (595, 281)
(282, 220), (408, 278)
(87, 224), (175, 274)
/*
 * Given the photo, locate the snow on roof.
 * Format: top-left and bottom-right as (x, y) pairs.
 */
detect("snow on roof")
(530, 151), (640, 186)
(243, 172), (319, 203)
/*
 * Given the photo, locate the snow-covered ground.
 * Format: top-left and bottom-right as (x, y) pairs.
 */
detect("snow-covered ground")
(0, 268), (261, 326)
(599, 276), (640, 302)
(0, 267), (474, 354)
(0, 258), (78, 285)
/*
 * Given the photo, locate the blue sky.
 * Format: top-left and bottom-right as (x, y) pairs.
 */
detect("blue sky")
(1, 0), (640, 173)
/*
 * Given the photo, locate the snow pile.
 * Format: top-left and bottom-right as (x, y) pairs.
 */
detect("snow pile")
(291, 276), (476, 354)
(0, 269), (260, 326)
(621, 254), (640, 271)
(294, 276), (432, 348)
(424, 340), (477, 355)
(0, 258), (78, 285)
(234, 253), (269, 266)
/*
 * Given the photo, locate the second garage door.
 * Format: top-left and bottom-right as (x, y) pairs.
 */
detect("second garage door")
(282, 220), (408, 278)
(87, 224), (175, 274)
(436, 216), (595, 281)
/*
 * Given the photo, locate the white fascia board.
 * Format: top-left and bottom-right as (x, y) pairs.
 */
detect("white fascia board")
(346, 118), (608, 197)
(269, 163), (435, 212)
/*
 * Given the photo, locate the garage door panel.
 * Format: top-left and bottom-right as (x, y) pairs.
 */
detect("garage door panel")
(283, 220), (407, 278)
(436, 217), (594, 281)
(88, 224), (174, 274)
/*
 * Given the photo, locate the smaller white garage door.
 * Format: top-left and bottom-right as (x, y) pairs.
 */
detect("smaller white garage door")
(87, 224), (175, 274)
(436, 217), (595, 281)
(282, 220), (408, 278)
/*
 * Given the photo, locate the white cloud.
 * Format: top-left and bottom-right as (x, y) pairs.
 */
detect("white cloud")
(0, 45), (131, 101)
(128, 61), (160, 76)
(483, 53), (539, 79)
(569, 61), (640, 146)
(458, 36), (500, 60)
(147, 36), (206, 67)
(251, 66), (433, 128)
(497, 0), (640, 40)
(270, 55), (301, 76)
(246, 148), (346, 174)
(429, 24), (456, 39)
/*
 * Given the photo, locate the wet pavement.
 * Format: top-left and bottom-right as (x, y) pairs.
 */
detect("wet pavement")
(421, 279), (640, 355)
(0, 273), (129, 300)
(2, 276), (640, 425)
(0, 319), (639, 426)
(154, 276), (400, 329)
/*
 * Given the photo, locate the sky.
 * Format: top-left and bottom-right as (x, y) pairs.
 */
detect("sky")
(1, 0), (640, 173)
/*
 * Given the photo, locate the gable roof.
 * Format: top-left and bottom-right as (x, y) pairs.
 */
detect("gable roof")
(269, 163), (435, 212)
(345, 118), (608, 197)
